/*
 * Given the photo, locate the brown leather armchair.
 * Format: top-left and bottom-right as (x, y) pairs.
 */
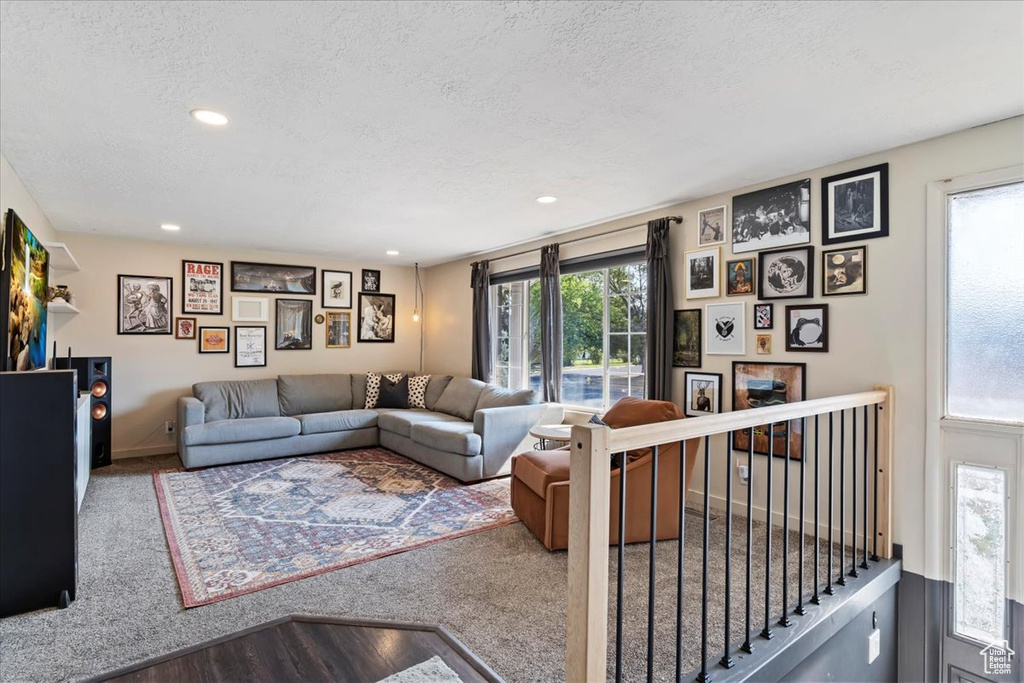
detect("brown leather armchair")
(510, 397), (699, 551)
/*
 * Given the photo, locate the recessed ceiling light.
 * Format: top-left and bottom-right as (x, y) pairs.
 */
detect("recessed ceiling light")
(386, 250), (399, 256)
(536, 195), (558, 204)
(160, 224), (181, 232)
(190, 109), (229, 126)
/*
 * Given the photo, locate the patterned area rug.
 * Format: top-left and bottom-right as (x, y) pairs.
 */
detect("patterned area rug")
(154, 448), (516, 608)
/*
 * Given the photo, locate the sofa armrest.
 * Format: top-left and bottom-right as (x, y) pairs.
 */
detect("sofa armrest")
(177, 396), (205, 456)
(473, 402), (564, 478)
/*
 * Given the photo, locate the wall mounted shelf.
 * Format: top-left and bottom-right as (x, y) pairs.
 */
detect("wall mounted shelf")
(42, 242), (80, 274)
(47, 300), (80, 315)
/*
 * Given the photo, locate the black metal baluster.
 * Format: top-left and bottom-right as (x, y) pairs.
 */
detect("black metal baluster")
(698, 438), (712, 683)
(861, 405), (870, 570)
(616, 451), (627, 683)
(871, 403), (881, 563)
(837, 410), (847, 587)
(741, 428), (755, 654)
(648, 445), (659, 683)
(675, 442), (687, 682)
(825, 412), (835, 596)
(779, 422), (792, 627)
(761, 424), (774, 641)
(796, 417), (807, 616)
(849, 409), (859, 579)
(720, 433), (735, 669)
(811, 415), (822, 605)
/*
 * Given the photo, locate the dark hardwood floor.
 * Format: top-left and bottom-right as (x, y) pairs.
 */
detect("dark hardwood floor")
(92, 615), (501, 682)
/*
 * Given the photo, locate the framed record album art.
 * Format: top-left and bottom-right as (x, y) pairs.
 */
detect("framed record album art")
(758, 246), (814, 300)
(785, 304), (829, 352)
(822, 246), (867, 296)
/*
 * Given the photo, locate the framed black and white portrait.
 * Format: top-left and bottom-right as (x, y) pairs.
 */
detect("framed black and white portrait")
(361, 269), (381, 293)
(275, 298), (313, 350)
(758, 246), (814, 300)
(118, 274), (172, 335)
(322, 270), (353, 309)
(785, 303), (829, 352)
(358, 293), (395, 343)
(684, 247), (720, 299)
(697, 205), (727, 247)
(821, 163), (888, 245)
(684, 371), (723, 418)
(731, 179), (811, 253)
(705, 301), (745, 355)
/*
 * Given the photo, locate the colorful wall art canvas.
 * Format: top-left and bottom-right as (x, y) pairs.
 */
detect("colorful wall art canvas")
(1, 210), (49, 370)
(732, 361), (806, 460)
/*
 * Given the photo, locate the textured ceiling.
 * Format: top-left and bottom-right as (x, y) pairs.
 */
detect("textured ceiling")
(1, 1), (1022, 265)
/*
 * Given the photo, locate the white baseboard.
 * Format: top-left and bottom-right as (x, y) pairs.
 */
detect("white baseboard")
(685, 489), (872, 549)
(113, 445), (177, 460)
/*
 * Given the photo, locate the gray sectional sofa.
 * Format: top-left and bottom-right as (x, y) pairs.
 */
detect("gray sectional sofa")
(176, 373), (563, 482)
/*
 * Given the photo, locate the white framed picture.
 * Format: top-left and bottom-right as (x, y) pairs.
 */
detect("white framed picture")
(697, 205), (727, 247)
(684, 246), (720, 299)
(705, 301), (745, 355)
(231, 296), (270, 322)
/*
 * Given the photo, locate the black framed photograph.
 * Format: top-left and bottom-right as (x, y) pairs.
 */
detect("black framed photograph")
(358, 292), (395, 343)
(672, 309), (701, 368)
(198, 326), (230, 354)
(821, 163), (888, 245)
(785, 304), (829, 352)
(275, 298), (313, 350)
(697, 205), (727, 247)
(118, 274), (172, 334)
(684, 371), (723, 417)
(725, 258), (755, 296)
(181, 260), (223, 315)
(234, 326), (267, 367)
(732, 361), (806, 460)
(753, 303), (774, 330)
(361, 269), (381, 293)
(684, 247), (720, 299)
(758, 246), (814, 300)
(326, 311), (351, 348)
(731, 178), (811, 253)
(822, 245), (867, 296)
(322, 270), (353, 309)
(230, 261), (316, 294)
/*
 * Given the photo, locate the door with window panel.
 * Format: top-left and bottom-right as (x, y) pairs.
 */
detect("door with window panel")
(928, 173), (1023, 682)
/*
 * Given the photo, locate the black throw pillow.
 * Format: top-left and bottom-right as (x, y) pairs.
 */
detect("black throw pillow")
(376, 374), (410, 409)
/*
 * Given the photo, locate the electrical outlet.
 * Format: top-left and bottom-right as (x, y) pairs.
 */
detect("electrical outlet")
(165, 420), (175, 435)
(737, 463), (750, 485)
(868, 628), (880, 664)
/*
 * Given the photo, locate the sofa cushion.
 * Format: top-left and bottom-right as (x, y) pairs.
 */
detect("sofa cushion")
(377, 409), (465, 438)
(424, 375), (453, 411)
(193, 379), (280, 422)
(353, 371), (418, 409)
(296, 410), (378, 435)
(411, 422), (482, 457)
(602, 396), (683, 428)
(376, 374), (410, 409)
(183, 416), (300, 446)
(476, 385), (540, 410)
(277, 374), (353, 416)
(433, 377), (487, 421)
(512, 450), (570, 499)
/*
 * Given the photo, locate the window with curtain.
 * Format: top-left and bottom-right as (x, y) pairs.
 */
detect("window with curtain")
(489, 258), (647, 409)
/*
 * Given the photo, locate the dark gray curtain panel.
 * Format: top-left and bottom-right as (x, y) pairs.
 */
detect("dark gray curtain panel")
(645, 218), (674, 401)
(539, 244), (563, 402)
(470, 260), (491, 382)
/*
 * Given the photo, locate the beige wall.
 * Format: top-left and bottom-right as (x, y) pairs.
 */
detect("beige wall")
(48, 233), (421, 458)
(1, 154), (58, 244)
(423, 116), (1024, 577)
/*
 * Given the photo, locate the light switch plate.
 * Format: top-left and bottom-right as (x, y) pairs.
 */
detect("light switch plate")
(868, 628), (880, 664)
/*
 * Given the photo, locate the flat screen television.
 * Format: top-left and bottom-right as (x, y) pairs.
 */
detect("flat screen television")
(1, 209), (50, 371)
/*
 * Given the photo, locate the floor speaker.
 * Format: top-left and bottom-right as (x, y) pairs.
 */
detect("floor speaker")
(54, 356), (112, 468)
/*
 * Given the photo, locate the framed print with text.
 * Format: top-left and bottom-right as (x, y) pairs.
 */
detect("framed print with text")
(181, 260), (223, 315)
(234, 326), (267, 367)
